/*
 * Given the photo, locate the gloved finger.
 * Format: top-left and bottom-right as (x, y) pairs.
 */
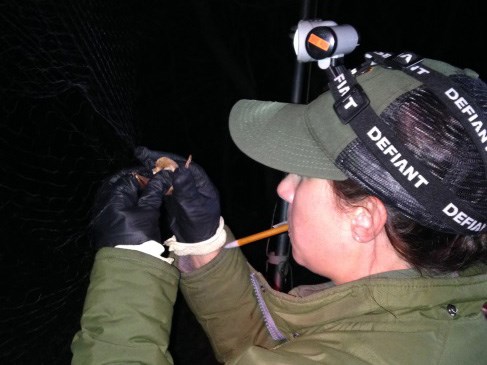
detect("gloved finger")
(171, 167), (200, 200)
(131, 166), (155, 190)
(173, 163), (219, 200)
(164, 166), (221, 243)
(134, 146), (188, 171)
(94, 169), (140, 211)
(105, 174), (141, 210)
(138, 170), (173, 210)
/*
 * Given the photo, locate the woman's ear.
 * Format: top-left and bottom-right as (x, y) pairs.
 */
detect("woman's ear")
(350, 197), (388, 243)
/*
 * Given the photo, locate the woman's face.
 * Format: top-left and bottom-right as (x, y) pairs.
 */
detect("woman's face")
(277, 174), (352, 278)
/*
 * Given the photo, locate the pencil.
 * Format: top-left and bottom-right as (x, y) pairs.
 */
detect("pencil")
(224, 223), (289, 248)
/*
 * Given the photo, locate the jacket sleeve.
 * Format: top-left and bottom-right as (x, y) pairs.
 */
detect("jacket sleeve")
(71, 247), (180, 365)
(179, 247), (279, 363)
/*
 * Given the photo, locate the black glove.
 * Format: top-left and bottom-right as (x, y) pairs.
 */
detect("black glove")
(91, 167), (173, 249)
(135, 146), (221, 243)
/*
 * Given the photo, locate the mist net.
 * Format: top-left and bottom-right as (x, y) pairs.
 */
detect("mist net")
(0, 1), (141, 362)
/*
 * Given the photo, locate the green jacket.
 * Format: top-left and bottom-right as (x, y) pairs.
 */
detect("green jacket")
(72, 246), (487, 364)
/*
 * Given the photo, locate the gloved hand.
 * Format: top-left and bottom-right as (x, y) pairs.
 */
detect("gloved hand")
(91, 167), (173, 249)
(134, 146), (221, 245)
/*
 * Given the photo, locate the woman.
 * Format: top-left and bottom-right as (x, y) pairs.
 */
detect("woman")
(72, 53), (487, 364)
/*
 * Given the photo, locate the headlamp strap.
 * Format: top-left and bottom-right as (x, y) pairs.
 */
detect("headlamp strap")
(325, 64), (371, 124)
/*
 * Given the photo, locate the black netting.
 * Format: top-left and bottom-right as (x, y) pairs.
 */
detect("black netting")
(0, 1), (139, 363)
(0, 0), (139, 144)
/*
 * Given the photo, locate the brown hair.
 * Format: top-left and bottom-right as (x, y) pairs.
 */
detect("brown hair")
(332, 179), (487, 274)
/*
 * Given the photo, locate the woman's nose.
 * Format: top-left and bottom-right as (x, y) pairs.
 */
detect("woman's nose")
(277, 174), (298, 203)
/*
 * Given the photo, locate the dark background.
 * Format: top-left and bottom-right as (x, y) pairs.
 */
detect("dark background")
(0, 0), (484, 364)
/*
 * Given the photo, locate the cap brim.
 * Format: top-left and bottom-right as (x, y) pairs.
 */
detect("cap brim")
(229, 94), (351, 180)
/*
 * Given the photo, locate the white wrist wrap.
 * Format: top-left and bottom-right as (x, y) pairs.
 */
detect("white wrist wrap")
(116, 240), (174, 264)
(164, 217), (226, 256)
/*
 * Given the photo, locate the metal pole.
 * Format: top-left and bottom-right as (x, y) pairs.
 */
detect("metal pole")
(266, 0), (317, 292)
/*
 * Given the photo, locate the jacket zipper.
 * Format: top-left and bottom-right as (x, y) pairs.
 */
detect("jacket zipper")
(250, 272), (287, 341)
